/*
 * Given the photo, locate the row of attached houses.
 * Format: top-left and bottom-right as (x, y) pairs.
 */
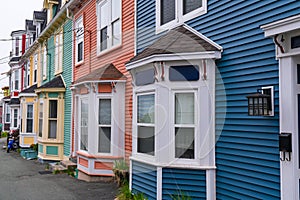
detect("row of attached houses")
(2, 0), (300, 199)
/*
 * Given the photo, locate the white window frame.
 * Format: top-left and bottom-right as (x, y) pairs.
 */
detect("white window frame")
(155, 0), (207, 33)
(5, 104), (10, 123)
(97, 0), (122, 55)
(78, 96), (89, 152)
(75, 16), (84, 65)
(38, 101), (44, 138)
(48, 99), (58, 139)
(135, 91), (156, 158)
(171, 89), (199, 165)
(55, 30), (63, 74)
(97, 96), (113, 155)
(26, 104), (34, 133)
(43, 46), (47, 80)
(13, 108), (18, 128)
(34, 54), (38, 84)
(14, 70), (19, 91)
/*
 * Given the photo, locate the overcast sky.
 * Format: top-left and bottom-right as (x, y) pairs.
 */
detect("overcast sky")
(0, 0), (43, 98)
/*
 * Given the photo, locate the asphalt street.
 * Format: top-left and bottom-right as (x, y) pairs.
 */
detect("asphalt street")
(0, 137), (118, 200)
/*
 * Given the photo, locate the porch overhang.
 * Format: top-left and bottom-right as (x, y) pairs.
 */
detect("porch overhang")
(72, 63), (127, 87)
(261, 14), (300, 37)
(126, 24), (222, 70)
(35, 75), (66, 94)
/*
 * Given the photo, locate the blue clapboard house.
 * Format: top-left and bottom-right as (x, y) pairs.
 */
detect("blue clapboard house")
(125, 0), (300, 199)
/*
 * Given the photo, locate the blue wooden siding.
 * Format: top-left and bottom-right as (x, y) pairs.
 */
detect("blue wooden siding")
(132, 161), (157, 200)
(62, 19), (72, 156)
(136, 0), (300, 199)
(162, 168), (206, 199)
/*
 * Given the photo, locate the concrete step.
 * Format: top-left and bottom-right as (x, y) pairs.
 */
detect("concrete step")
(61, 160), (77, 171)
(49, 162), (67, 173)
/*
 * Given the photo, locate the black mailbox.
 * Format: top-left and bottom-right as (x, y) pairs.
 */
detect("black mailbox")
(279, 133), (292, 152)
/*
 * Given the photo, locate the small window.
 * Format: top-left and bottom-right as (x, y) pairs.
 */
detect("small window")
(291, 35), (300, 49)
(43, 47), (47, 79)
(48, 100), (57, 139)
(174, 93), (195, 159)
(75, 16), (84, 63)
(137, 94), (155, 155)
(157, 0), (207, 32)
(26, 104), (33, 132)
(169, 65), (199, 81)
(98, 99), (112, 153)
(135, 69), (155, 86)
(183, 0), (202, 15)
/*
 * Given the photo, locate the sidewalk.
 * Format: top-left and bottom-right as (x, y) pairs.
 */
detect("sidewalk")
(0, 139), (118, 200)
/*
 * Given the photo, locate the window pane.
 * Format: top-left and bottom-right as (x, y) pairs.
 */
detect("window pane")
(100, 1), (110, 28)
(169, 65), (199, 81)
(49, 100), (57, 118)
(14, 109), (18, 127)
(138, 94), (155, 123)
(39, 103), (43, 137)
(80, 99), (88, 151)
(112, 19), (121, 46)
(39, 119), (43, 137)
(138, 126), (154, 155)
(27, 105), (33, 118)
(48, 120), (57, 139)
(100, 27), (108, 51)
(175, 127), (194, 158)
(98, 127), (111, 153)
(77, 42), (83, 62)
(26, 119), (33, 132)
(112, 0), (121, 21)
(183, 0), (202, 15)
(99, 99), (111, 125)
(135, 69), (155, 86)
(161, 0), (175, 25)
(175, 93), (194, 124)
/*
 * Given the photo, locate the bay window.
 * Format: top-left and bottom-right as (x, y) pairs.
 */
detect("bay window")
(98, 98), (112, 153)
(15, 70), (19, 90)
(137, 93), (155, 156)
(48, 100), (57, 139)
(97, 0), (121, 53)
(156, 0), (207, 32)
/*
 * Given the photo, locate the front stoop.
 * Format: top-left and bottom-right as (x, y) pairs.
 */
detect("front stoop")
(77, 170), (114, 182)
(61, 160), (77, 171)
(49, 162), (67, 173)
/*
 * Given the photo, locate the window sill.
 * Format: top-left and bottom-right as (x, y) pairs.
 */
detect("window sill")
(75, 60), (84, 68)
(54, 70), (63, 76)
(77, 150), (123, 159)
(97, 44), (122, 58)
(130, 156), (216, 170)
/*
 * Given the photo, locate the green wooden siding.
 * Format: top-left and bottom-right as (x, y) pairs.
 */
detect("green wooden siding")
(62, 19), (73, 156)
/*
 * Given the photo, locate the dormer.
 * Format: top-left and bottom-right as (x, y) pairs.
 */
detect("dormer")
(33, 10), (47, 37)
(43, 0), (61, 23)
(25, 20), (36, 50)
(10, 30), (26, 60)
